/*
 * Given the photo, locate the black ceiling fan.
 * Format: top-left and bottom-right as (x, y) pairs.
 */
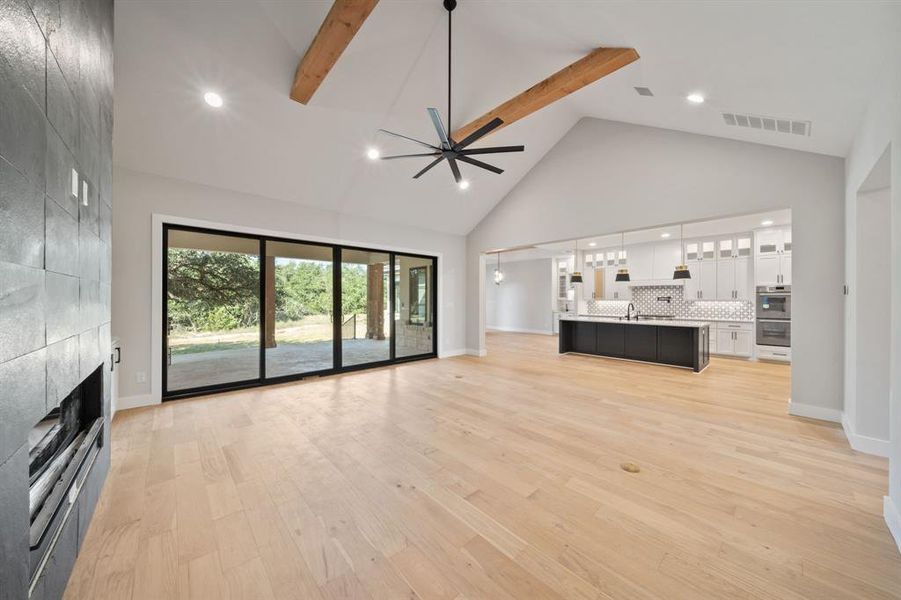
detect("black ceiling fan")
(376, 0), (524, 187)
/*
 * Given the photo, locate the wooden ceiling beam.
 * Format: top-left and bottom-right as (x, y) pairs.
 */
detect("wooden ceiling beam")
(450, 47), (639, 142)
(290, 0), (380, 105)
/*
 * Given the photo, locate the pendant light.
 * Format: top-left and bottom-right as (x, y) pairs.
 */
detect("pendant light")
(570, 242), (583, 284)
(493, 252), (504, 285)
(673, 224), (691, 279)
(615, 232), (630, 282)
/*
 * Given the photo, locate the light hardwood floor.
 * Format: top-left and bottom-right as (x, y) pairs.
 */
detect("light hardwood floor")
(66, 332), (901, 599)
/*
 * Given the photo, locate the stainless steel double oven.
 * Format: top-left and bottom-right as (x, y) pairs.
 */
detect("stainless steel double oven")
(756, 285), (791, 347)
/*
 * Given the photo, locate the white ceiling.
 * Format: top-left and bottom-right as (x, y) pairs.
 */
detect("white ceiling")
(113, 1), (898, 236)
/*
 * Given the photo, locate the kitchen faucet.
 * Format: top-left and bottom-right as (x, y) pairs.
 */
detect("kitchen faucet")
(626, 302), (637, 321)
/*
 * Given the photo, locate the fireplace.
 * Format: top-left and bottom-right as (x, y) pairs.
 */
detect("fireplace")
(27, 366), (104, 588)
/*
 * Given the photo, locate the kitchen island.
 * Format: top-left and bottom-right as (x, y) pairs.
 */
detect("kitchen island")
(559, 316), (710, 372)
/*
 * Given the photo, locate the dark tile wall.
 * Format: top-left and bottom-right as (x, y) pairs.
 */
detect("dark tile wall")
(0, 0), (113, 598)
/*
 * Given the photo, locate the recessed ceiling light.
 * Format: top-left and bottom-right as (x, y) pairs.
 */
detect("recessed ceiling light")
(686, 93), (705, 104)
(661, 232), (671, 238)
(588, 242), (597, 247)
(761, 219), (774, 226)
(203, 91), (223, 108)
(366, 147), (380, 160)
(458, 180), (470, 190)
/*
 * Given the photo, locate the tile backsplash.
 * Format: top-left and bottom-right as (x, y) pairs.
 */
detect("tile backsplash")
(585, 285), (754, 321)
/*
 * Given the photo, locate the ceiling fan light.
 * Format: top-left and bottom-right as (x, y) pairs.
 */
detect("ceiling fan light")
(673, 265), (691, 280)
(366, 147), (380, 160)
(458, 180), (470, 190)
(615, 268), (630, 282)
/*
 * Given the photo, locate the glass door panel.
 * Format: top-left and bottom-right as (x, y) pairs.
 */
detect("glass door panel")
(341, 249), (390, 366)
(264, 241), (334, 378)
(395, 255), (436, 358)
(165, 229), (260, 393)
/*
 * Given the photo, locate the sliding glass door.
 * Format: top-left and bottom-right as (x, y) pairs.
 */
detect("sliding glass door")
(264, 241), (335, 379)
(163, 225), (437, 399)
(164, 229), (261, 394)
(395, 254), (436, 359)
(340, 249), (391, 367)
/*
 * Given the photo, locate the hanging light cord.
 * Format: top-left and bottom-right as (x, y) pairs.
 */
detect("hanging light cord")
(447, 5), (452, 134)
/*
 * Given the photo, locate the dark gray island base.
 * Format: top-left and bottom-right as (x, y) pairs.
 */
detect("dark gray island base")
(559, 317), (710, 373)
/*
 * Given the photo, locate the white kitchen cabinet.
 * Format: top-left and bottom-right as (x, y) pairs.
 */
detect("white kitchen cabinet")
(780, 254), (792, 284)
(716, 259), (735, 299)
(755, 227), (792, 285)
(581, 253), (596, 300)
(713, 322), (754, 357)
(756, 255), (782, 286)
(628, 244), (654, 281)
(698, 260), (716, 299)
(653, 241), (682, 279)
(734, 330), (753, 356)
(683, 260), (715, 299)
(715, 234), (753, 300)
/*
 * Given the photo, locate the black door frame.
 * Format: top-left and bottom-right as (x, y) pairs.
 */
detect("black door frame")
(162, 223), (439, 400)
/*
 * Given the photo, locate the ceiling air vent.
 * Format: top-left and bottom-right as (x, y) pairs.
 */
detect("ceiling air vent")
(722, 111), (811, 137)
(634, 86), (654, 97)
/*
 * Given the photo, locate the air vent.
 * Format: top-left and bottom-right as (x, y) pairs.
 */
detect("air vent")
(634, 87), (654, 97)
(722, 111), (811, 136)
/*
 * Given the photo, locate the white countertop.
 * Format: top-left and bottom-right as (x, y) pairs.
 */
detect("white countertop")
(561, 315), (710, 328)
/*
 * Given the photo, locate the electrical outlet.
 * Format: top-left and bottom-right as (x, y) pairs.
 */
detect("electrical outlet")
(136, 371), (147, 383)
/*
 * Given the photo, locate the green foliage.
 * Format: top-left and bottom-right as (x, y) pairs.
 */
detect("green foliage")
(167, 248), (374, 334)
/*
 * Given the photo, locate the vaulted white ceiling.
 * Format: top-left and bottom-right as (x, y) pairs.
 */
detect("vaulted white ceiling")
(113, 1), (899, 235)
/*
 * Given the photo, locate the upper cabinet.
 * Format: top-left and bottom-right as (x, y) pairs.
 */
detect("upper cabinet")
(715, 234), (753, 301)
(755, 227), (792, 285)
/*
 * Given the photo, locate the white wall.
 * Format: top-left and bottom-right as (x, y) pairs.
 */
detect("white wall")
(849, 188), (890, 449)
(466, 118), (845, 419)
(843, 45), (901, 548)
(112, 167), (467, 404)
(485, 258), (553, 334)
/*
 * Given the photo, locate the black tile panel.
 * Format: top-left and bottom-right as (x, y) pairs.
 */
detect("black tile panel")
(0, 261), (45, 363)
(78, 326), (100, 381)
(46, 49), (78, 158)
(0, 50), (47, 186)
(44, 122), (78, 217)
(77, 224), (100, 282)
(44, 0), (81, 96)
(44, 195), (79, 276)
(0, 349), (46, 467)
(0, 446), (29, 600)
(0, 0), (46, 112)
(78, 277), (101, 330)
(45, 271), (80, 344)
(46, 335), (79, 409)
(0, 155), (44, 269)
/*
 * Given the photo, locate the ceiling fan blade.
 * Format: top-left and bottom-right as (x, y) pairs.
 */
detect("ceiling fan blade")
(427, 108), (451, 149)
(447, 157), (462, 183)
(459, 145), (525, 155)
(453, 117), (504, 150)
(413, 157), (444, 179)
(380, 152), (441, 160)
(456, 155), (503, 175)
(378, 129), (440, 151)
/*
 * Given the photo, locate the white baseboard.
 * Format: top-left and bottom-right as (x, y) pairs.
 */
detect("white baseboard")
(788, 401), (842, 423)
(115, 393), (157, 413)
(486, 326), (555, 335)
(466, 348), (487, 357)
(842, 412), (891, 457)
(439, 348), (467, 358)
(885, 496), (901, 555)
